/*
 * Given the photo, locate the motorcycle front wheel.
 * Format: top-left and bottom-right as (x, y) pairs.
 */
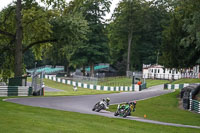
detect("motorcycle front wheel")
(114, 111), (119, 116)
(96, 105), (103, 112)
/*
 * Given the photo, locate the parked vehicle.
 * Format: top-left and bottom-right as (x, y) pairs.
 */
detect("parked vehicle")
(114, 101), (136, 117)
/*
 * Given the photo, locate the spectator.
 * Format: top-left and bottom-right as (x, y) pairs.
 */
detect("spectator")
(137, 80), (142, 85)
(73, 86), (78, 91)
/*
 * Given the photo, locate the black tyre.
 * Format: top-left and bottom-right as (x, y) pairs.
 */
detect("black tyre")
(123, 109), (130, 118)
(114, 111), (119, 116)
(96, 105), (103, 112)
(92, 102), (99, 111)
(123, 113), (127, 118)
(96, 108), (101, 112)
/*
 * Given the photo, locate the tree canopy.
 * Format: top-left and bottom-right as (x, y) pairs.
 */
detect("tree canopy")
(160, 0), (200, 68)
(0, 0), (199, 80)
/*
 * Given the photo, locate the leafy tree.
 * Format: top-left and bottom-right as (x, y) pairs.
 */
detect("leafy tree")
(67, 0), (111, 77)
(160, 0), (200, 68)
(108, 0), (170, 73)
(44, 12), (89, 75)
(0, 0), (56, 79)
(0, 0), (89, 80)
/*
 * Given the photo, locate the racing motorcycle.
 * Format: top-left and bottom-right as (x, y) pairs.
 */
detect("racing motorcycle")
(92, 98), (109, 112)
(114, 101), (136, 118)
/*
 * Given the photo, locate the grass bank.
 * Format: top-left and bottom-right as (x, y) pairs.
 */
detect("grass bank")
(171, 78), (200, 84)
(28, 78), (118, 96)
(145, 79), (170, 88)
(98, 76), (132, 86)
(27, 77), (200, 96)
(0, 97), (199, 133)
(108, 91), (200, 126)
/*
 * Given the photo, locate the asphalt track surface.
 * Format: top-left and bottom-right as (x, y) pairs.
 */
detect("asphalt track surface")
(5, 85), (200, 129)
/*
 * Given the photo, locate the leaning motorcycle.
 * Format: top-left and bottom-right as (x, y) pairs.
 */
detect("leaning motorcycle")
(92, 100), (107, 112)
(114, 102), (136, 118)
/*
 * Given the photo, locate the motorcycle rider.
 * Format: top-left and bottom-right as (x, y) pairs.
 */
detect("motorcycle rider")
(92, 97), (110, 111)
(102, 97), (110, 109)
(124, 100), (137, 116)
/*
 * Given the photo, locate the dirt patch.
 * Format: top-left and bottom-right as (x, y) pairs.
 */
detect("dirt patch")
(178, 98), (184, 110)
(176, 93), (184, 110)
(194, 92), (200, 101)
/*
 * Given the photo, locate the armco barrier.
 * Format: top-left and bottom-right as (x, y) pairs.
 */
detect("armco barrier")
(190, 99), (200, 113)
(0, 86), (32, 96)
(164, 83), (200, 90)
(45, 75), (146, 91)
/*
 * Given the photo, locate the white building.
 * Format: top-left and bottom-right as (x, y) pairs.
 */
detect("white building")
(143, 64), (200, 80)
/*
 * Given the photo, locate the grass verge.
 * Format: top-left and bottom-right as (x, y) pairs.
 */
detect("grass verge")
(145, 79), (170, 88)
(28, 78), (118, 96)
(0, 97), (199, 133)
(98, 76), (132, 86)
(108, 90), (200, 126)
(171, 78), (200, 84)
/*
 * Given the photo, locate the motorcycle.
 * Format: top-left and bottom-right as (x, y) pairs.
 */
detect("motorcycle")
(92, 100), (108, 112)
(114, 102), (136, 118)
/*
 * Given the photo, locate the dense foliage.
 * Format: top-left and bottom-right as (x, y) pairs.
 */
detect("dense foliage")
(0, 0), (199, 80)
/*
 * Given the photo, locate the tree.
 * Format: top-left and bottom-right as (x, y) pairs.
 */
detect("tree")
(68, 0), (111, 77)
(15, 0), (23, 77)
(0, 0), (88, 80)
(108, 0), (170, 73)
(160, 0), (200, 68)
(44, 12), (89, 75)
(0, 1), (55, 79)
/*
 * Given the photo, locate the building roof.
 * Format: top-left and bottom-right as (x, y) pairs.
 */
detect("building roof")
(143, 64), (164, 69)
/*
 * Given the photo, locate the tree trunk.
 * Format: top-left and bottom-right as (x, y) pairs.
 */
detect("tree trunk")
(14, 0), (23, 77)
(64, 63), (70, 77)
(90, 63), (94, 77)
(126, 30), (133, 75)
(82, 65), (86, 76)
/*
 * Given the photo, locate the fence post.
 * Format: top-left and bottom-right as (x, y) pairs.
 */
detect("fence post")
(189, 92), (192, 111)
(199, 102), (200, 113)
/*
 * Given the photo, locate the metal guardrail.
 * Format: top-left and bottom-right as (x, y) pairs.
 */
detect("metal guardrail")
(191, 100), (200, 113)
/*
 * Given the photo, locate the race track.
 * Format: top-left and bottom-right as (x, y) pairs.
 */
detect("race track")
(4, 85), (200, 129)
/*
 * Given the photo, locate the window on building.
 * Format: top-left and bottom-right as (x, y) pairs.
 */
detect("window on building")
(158, 69), (160, 73)
(163, 68), (165, 73)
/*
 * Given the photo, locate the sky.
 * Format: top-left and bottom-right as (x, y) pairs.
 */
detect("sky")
(0, 0), (121, 19)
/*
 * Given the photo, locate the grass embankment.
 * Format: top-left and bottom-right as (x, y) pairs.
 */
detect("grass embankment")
(171, 78), (200, 84)
(109, 91), (200, 126)
(27, 77), (200, 96)
(98, 77), (171, 87)
(0, 98), (199, 133)
(27, 78), (118, 96)
(145, 79), (170, 88)
(97, 77), (200, 88)
(98, 76), (132, 86)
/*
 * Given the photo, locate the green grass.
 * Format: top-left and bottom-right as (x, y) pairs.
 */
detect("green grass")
(98, 76), (132, 86)
(28, 78), (118, 96)
(27, 77), (200, 96)
(171, 78), (200, 84)
(145, 79), (170, 88)
(0, 97), (199, 133)
(97, 77), (200, 87)
(108, 91), (200, 126)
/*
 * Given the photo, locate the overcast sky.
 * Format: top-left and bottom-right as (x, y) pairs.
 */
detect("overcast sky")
(0, 0), (121, 19)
